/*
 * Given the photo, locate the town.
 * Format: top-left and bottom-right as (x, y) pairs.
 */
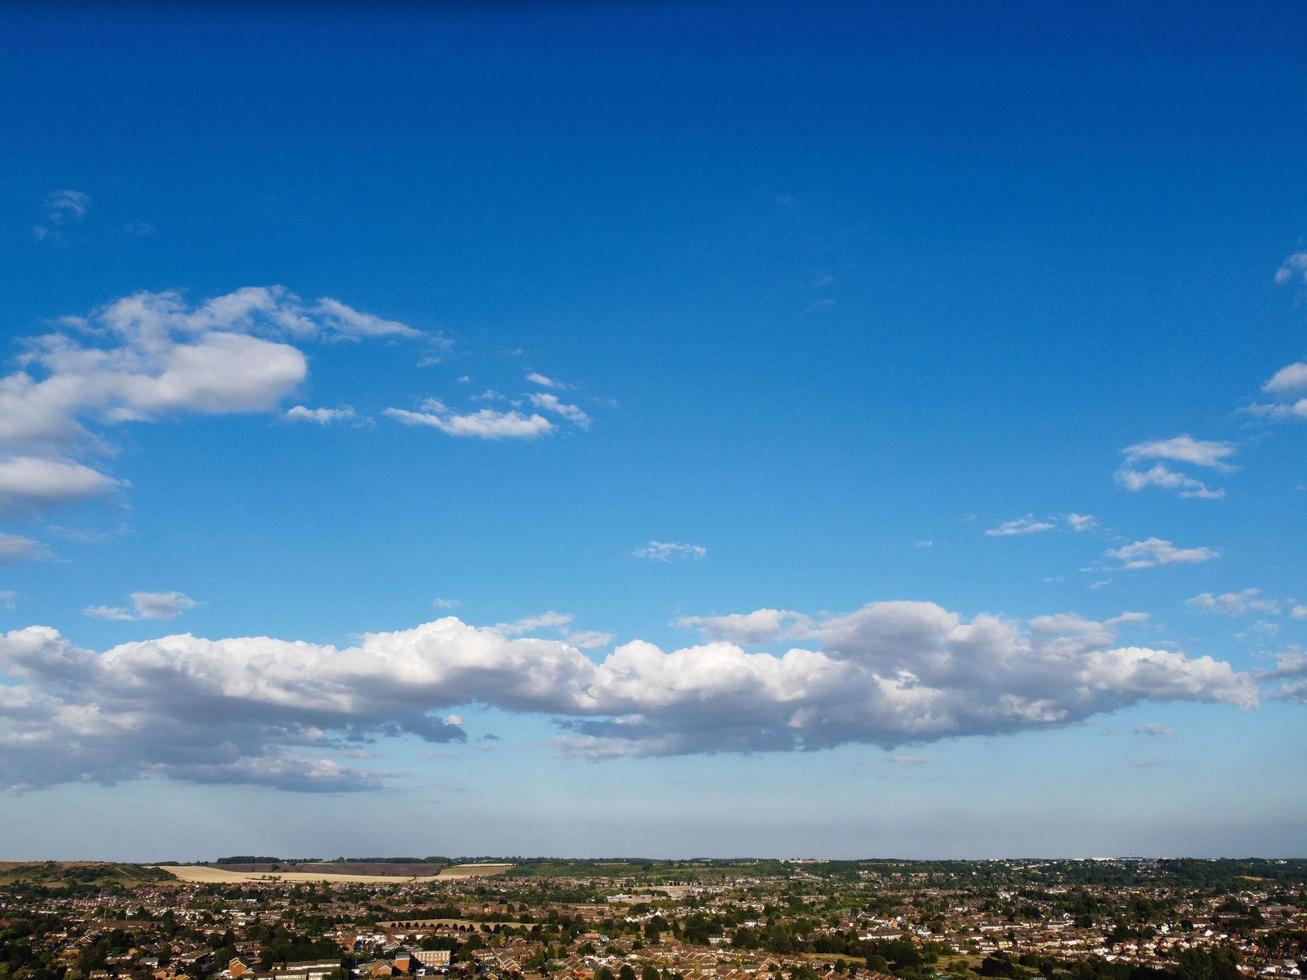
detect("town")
(1, 859), (1303, 980)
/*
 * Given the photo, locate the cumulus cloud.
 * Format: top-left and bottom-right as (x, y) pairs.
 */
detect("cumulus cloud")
(285, 405), (357, 425)
(1066, 513), (1097, 532)
(1107, 538), (1218, 570)
(0, 287), (425, 517)
(634, 540), (707, 562)
(84, 591), (200, 622)
(0, 533), (50, 566)
(527, 393), (591, 429)
(1187, 588), (1280, 617)
(0, 457), (125, 517)
(384, 401), (553, 439)
(985, 515), (1057, 537)
(0, 602), (1259, 791)
(1115, 464), (1223, 499)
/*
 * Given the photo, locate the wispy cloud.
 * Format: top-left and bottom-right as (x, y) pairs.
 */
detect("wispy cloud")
(1187, 588), (1280, 617)
(385, 401), (553, 439)
(1115, 464), (1224, 499)
(1116, 435), (1234, 498)
(84, 591), (200, 622)
(285, 405), (358, 425)
(526, 372), (567, 389)
(1274, 251), (1307, 287)
(1122, 435), (1237, 471)
(1106, 537), (1218, 570)
(0, 533), (51, 566)
(1134, 723), (1173, 737)
(33, 189), (89, 240)
(492, 610), (573, 636)
(634, 540), (707, 562)
(985, 515), (1057, 537)
(527, 393), (591, 429)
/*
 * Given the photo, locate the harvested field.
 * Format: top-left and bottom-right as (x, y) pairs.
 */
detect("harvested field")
(156, 863), (511, 884)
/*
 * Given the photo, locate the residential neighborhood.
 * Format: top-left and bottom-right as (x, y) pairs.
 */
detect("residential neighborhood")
(1, 860), (1303, 980)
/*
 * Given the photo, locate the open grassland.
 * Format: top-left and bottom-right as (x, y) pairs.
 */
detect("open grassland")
(156, 863), (511, 884)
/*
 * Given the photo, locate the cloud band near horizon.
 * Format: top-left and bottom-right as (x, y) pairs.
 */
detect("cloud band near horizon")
(0, 600), (1265, 794)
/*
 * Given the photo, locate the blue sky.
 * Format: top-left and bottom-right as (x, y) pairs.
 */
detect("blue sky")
(1, 1), (1306, 860)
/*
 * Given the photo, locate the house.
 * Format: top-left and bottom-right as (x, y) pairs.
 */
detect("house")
(271, 960), (341, 980)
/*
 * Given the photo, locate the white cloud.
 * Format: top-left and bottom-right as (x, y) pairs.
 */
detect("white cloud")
(45, 189), (89, 221)
(1187, 588), (1280, 617)
(0, 533), (50, 566)
(1123, 435), (1237, 471)
(526, 372), (566, 389)
(913, 539), (934, 548)
(674, 608), (811, 645)
(1134, 723), (1173, 736)
(432, 597), (461, 610)
(1066, 513), (1097, 532)
(1263, 362), (1307, 396)
(1247, 396), (1307, 421)
(84, 591), (199, 622)
(0, 457), (124, 517)
(985, 515), (1056, 537)
(0, 287), (426, 518)
(527, 393), (591, 429)
(1107, 537), (1218, 570)
(311, 297), (427, 341)
(0, 601), (1258, 790)
(1116, 436), (1234, 498)
(384, 402), (553, 439)
(1274, 251), (1307, 286)
(1114, 464), (1223, 499)
(634, 540), (708, 562)
(1292, 605), (1307, 620)
(492, 610), (574, 636)
(1250, 358), (1307, 419)
(33, 189), (89, 240)
(0, 591), (18, 610)
(285, 405), (357, 425)
(566, 630), (616, 650)
(1267, 651), (1307, 705)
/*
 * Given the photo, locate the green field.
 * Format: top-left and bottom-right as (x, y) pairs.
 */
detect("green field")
(0, 861), (173, 888)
